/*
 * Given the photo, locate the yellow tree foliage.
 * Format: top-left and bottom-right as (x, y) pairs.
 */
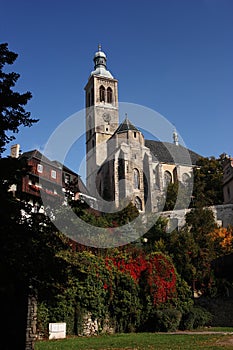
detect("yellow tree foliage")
(209, 226), (233, 255)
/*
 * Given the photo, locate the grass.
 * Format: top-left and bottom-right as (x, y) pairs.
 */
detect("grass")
(35, 332), (233, 350)
(203, 327), (233, 332)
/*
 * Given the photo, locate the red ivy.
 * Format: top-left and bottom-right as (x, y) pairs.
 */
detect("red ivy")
(105, 252), (176, 306)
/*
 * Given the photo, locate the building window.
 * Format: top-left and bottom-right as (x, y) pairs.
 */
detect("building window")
(153, 166), (160, 189)
(107, 87), (112, 103)
(87, 92), (91, 107)
(51, 170), (57, 179)
(118, 158), (125, 180)
(164, 171), (172, 187)
(134, 132), (137, 138)
(133, 168), (140, 189)
(91, 88), (94, 105)
(135, 196), (142, 211)
(64, 173), (71, 184)
(37, 164), (43, 173)
(99, 85), (105, 102)
(182, 173), (190, 186)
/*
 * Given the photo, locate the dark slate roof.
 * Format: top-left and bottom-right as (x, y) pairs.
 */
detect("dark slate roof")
(114, 116), (139, 134)
(145, 140), (201, 165)
(20, 149), (56, 166)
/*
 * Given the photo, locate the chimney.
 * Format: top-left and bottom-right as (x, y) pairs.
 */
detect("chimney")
(10, 144), (20, 158)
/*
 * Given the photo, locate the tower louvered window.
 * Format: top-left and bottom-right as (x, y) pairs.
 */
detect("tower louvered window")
(107, 87), (113, 103)
(99, 85), (105, 102)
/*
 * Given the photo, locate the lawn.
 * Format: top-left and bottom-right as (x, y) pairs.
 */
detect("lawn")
(35, 332), (233, 350)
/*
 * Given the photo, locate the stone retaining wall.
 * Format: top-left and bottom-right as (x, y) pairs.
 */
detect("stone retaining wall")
(160, 204), (233, 231)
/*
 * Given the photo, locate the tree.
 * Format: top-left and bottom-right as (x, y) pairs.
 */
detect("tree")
(164, 180), (193, 211)
(209, 226), (233, 257)
(192, 156), (223, 207)
(0, 43), (39, 349)
(0, 43), (38, 154)
(184, 207), (217, 294)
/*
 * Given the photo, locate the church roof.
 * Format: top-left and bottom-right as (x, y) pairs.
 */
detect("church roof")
(114, 115), (139, 134)
(145, 140), (200, 165)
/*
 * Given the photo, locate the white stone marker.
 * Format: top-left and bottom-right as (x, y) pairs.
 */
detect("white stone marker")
(49, 322), (66, 340)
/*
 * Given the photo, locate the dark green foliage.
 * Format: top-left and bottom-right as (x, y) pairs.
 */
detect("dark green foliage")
(164, 180), (193, 211)
(37, 302), (49, 338)
(0, 43), (38, 154)
(144, 207), (218, 295)
(0, 43), (39, 349)
(185, 207), (217, 293)
(185, 206), (217, 236)
(180, 306), (213, 330)
(142, 216), (169, 252)
(37, 250), (143, 336)
(109, 272), (141, 333)
(70, 199), (139, 228)
(192, 156), (223, 207)
(142, 308), (182, 332)
(162, 156), (223, 211)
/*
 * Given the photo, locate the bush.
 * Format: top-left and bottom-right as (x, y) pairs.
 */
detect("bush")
(180, 306), (213, 330)
(142, 308), (182, 332)
(155, 309), (182, 332)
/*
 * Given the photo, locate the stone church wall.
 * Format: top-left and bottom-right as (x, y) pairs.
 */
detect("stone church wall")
(160, 204), (233, 231)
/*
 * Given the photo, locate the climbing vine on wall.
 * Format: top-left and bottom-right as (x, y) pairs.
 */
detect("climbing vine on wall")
(105, 250), (177, 306)
(37, 247), (191, 335)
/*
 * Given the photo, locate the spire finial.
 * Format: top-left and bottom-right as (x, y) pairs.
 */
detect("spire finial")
(98, 43), (102, 51)
(173, 128), (179, 146)
(125, 113), (130, 126)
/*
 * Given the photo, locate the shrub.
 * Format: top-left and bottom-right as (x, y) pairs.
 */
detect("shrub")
(155, 308), (182, 332)
(180, 306), (213, 330)
(142, 308), (182, 332)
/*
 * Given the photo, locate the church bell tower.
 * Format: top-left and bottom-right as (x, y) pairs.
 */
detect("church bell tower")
(85, 46), (119, 197)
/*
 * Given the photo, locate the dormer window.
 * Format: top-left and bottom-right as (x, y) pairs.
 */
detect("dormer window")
(99, 85), (105, 102)
(107, 87), (113, 103)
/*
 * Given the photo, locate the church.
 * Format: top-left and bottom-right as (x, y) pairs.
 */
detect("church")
(84, 46), (200, 213)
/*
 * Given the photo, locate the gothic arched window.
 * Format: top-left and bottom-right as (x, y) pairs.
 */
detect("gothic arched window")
(135, 196), (142, 211)
(182, 173), (190, 186)
(164, 171), (172, 187)
(99, 85), (105, 102)
(133, 168), (140, 189)
(107, 87), (113, 103)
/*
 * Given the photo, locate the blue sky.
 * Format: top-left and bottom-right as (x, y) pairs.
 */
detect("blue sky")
(1, 0), (233, 180)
